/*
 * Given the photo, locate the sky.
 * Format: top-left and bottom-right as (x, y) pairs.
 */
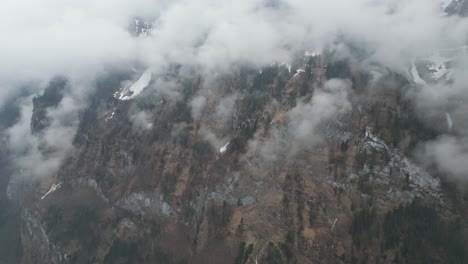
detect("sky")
(1, 0), (468, 180)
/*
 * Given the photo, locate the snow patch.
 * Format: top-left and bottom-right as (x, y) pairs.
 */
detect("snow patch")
(220, 142), (230, 154)
(115, 69), (152, 101)
(293, 68), (305, 78)
(364, 127), (389, 152)
(118, 218), (136, 231)
(425, 53), (450, 80)
(410, 62), (427, 85)
(41, 183), (62, 200)
(105, 109), (116, 122)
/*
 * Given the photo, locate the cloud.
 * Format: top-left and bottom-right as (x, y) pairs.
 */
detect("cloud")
(201, 128), (227, 151)
(247, 78), (352, 162)
(411, 54), (468, 179)
(420, 136), (468, 179)
(1, 0), (467, 106)
(190, 95), (207, 121)
(2, 0), (468, 182)
(129, 111), (153, 132)
(1, 0), (467, 95)
(0, 0), (153, 106)
(214, 95), (237, 127)
(138, 0), (468, 74)
(288, 78), (352, 150)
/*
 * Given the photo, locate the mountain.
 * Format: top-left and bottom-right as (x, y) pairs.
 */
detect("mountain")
(6, 48), (467, 264)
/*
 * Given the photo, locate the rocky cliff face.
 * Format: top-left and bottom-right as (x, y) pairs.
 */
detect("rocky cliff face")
(13, 50), (468, 264)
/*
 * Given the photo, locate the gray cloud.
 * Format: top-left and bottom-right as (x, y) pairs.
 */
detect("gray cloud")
(2, 0), (468, 181)
(412, 54), (468, 179)
(215, 95), (237, 126)
(1, 0), (467, 98)
(1, 0), (467, 106)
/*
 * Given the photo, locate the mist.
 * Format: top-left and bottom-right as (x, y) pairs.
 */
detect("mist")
(1, 0), (468, 180)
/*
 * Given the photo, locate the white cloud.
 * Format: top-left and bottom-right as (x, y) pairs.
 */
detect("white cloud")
(6, 95), (80, 179)
(190, 95), (207, 121)
(247, 78), (352, 162)
(2, 0), (468, 181)
(1, 0), (467, 107)
(421, 136), (468, 179)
